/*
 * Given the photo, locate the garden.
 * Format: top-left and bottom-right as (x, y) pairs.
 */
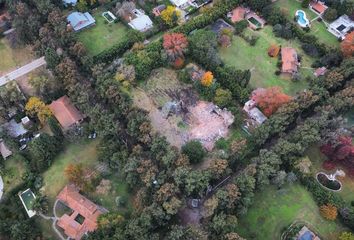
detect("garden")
(237, 183), (347, 240)
(273, 0), (339, 47)
(219, 26), (312, 96)
(77, 9), (129, 56)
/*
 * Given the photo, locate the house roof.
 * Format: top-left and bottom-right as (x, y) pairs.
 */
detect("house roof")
(210, 19), (234, 34)
(0, 140), (12, 159)
(314, 67), (327, 77)
(2, 119), (28, 138)
(49, 96), (84, 130)
(230, 7), (247, 23)
(63, 0), (77, 6)
(170, 0), (189, 7)
(310, 1), (328, 14)
(128, 14), (153, 32)
(57, 185), (104, 240)
(281, 47), (298, 73)
(67, 12), (95, 31)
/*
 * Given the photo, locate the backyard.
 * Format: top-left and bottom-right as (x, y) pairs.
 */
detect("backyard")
(237, 183), (347, 240)
(1, 154), (27, 195)
(0, 38), (33, 74)
(219, 26), (312, 96)
(77, 9), (129, 56)
(274, 0), (339, 46)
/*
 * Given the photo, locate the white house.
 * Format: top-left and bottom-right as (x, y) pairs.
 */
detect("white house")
(328, 15), (354, 40)
(243, 100), (267, 125)
(170, 0), (191, 8)
(128, 9), (153, 32)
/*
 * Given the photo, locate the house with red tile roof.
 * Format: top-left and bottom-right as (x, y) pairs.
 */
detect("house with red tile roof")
(56, 185), (106, 240)
(309, 1), (328, 15)
(49, 96), (84, 130)
(281, 47), (299, 76)
(229, 6), (248, 23)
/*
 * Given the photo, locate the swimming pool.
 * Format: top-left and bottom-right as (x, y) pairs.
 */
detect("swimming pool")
(295, 10), (310, 28)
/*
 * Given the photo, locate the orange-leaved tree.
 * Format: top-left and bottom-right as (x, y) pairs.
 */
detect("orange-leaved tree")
(341, 31), (354, 58)
(201, 71), (214, 87)
(163, 33), (188, 62)
(319, 203), (338, 220)
(64, 163), (85, 188)
(251, 87), (291, 117)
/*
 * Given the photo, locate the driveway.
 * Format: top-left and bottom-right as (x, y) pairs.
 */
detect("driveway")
(0, 57), (46, 86)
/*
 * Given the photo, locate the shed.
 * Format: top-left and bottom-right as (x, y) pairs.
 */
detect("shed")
(128, 9), (153, 32)
(67, 12), (95, 32)
(0, 139), (12, 159)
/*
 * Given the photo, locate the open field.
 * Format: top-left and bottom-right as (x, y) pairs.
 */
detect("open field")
(219, 26), (312, 96)
(0, 38), (33, 74)
(237, 183), (347, 240)
(306, 145), (354, 204)
(273, 0), (339, 46)
(42, 139), (100, 204)
(77, 9), (129, 56)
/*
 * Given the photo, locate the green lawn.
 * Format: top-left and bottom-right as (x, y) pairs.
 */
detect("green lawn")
(0, 38), (33, 74)
(2, 154), (27, 195)
(237, 184), (347, 240)
(77, 10), (129, 56)
(219, 26), (312, 96)
(306, 145), (354, 204)
(274, 0), (339, 47)
(42, 139), (100, 204)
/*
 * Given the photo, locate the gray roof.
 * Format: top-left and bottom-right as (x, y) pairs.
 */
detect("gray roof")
(210, 19), (234, 34)
(63, 0), (77, 6)
(3, 119), (28, 138)
(67, 12), (95, 31)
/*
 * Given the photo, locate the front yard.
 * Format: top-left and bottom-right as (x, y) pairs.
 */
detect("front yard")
(219, 26), (312, 96)
(274, 0), (339, 47)
(237, 183), (347, 240)
(77, 9), (129, 56)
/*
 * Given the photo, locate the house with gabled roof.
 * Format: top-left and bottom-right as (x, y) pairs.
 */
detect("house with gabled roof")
(281, 47), (299, 76)
(56, 185), (106, 240)
(309, 1), (328, 15)
(49, 96), (84, 130)
(128, 9), (153, 32)
(67, 12), (95, 32)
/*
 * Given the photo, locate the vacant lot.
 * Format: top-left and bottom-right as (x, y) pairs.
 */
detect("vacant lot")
(42, 139), (100, 203)
(274, 0), (339, 46)
(219, 26), (312, 95)
(77, 10), (129, 56)
(237, 184), (347, 240)
(0, 38), (33, 74)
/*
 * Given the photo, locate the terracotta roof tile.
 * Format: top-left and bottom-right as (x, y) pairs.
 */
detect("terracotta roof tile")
(281, 47), (298, 74)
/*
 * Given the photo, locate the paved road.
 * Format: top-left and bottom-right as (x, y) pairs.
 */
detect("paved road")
(0, 57), (46, 86)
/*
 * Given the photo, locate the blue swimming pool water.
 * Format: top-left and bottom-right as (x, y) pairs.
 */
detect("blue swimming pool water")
(300, 231), (313, 240)
(297, 11), (307, 25)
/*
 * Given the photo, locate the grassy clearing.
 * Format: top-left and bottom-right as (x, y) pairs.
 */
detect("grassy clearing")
(219, 26), (312, 96)
(306, 145), (354, 204)
(2, 154), (27, 195)
(273, 0), (339, 46)
(0, 38), (33, 74)
(237, 183), (347, 240)
(42, 139), (100, 204)
(77, 9), (129, 56)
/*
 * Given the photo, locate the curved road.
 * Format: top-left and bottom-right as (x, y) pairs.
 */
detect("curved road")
(0, 57), (46, 86)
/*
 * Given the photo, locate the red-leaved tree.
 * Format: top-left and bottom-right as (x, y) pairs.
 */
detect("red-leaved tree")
(341, 31), (354, 58)
(163, 33), (188, 62)
(251, 87), (291, 117)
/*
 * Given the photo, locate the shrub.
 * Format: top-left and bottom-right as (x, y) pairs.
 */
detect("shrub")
(182, 140), (206, 164)
(320, 203), (338, 220)
(234, 20), (248, 35)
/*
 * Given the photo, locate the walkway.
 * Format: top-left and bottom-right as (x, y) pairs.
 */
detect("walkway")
(38, 199), (66, 240)
(0, 57), (46, 86)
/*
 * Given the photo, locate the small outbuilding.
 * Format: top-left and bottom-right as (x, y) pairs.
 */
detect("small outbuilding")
(281, 47), (299, 75)
(62, 0), (77, 6)
(128, 9), (153, 32)
(0, 139), (12, 160)
(49, 96), (84, 130)
(67, 12), (95, 32)
(243, 100), (267, 126)
(314, 67), (327, 77)
(152, 4), (166, 17)
(309, 1), (328, 15)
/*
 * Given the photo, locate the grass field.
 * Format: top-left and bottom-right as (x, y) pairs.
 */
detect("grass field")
(306, 144), (354, 204)
(273, 0), (339, 46)
(0, 38), (33, 74)
(42, 139), (100, 204)
(219, 26), (312, 96)
(77, 10), (129, 56)
(237, 184), (347, 240)
(2, 154), (27, 195)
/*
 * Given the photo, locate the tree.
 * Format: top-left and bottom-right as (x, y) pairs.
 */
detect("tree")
(47, 116), (63, 139)
(248, 0), (271, 11)
(163, 33), (188, 62)
(341, 32), (354, 58)
(161, 6), (180, 27)
(208, 159), (228, 179)
(234, 20), (248, 35)
(268, 45), (280, 57)
(301, 0), (310, 8)
(214, 88), (232, 108)
(25, 97), (52, 124)
(182, 140), (206, 164)
(116, 1), (136, 19)
(320, 204), (338, 220)
(339, 232), (354, 240)
(224, 232), (246, 240)
(201, 71), (214, 87)
(251, 87), (292, 117)
(324, 8), (338, 22)
(65, 163), (86, 188)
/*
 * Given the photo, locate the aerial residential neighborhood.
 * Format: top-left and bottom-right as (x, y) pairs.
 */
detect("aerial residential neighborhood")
(0, 0), (353, 239)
